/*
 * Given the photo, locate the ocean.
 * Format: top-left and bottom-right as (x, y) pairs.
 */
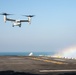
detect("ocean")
(0, 52), (55, 56)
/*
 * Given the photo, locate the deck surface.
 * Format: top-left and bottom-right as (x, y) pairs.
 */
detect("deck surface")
(0, 56), (76, 75)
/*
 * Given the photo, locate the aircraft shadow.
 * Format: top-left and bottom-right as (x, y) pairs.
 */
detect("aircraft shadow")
(0, 70), (38, 75)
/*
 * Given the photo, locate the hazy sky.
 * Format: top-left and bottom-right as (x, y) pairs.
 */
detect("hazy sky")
(0, 0), (76, 52)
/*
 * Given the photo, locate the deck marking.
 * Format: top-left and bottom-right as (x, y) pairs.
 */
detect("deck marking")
(31, 57), (68, 64)
(40, 69), (76, 72)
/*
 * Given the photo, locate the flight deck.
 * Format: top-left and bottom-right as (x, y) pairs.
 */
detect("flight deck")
(0, 56), (76, 75)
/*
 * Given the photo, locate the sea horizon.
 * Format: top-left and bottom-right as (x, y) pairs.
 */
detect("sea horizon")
(0, 51), (55, 56)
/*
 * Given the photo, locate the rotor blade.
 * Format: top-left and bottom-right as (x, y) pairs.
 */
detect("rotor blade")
(22, 15), (35, 17)
(0, 13), (13, 15)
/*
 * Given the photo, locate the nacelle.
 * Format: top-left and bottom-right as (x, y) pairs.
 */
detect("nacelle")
(4, 15), (7, 23)
(28, 17), (31, 24)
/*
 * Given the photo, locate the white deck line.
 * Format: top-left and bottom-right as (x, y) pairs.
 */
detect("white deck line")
(40, 69), (76, 72)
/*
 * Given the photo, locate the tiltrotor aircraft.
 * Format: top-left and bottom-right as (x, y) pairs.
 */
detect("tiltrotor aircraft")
(0, 13), (34, 27)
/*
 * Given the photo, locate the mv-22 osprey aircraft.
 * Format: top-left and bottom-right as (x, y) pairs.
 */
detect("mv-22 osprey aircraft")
(0, 13), (34, 27)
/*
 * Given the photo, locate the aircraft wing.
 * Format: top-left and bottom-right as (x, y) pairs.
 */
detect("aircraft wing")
(20, 20), (29, 22)
(6, 18), (15, 21)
